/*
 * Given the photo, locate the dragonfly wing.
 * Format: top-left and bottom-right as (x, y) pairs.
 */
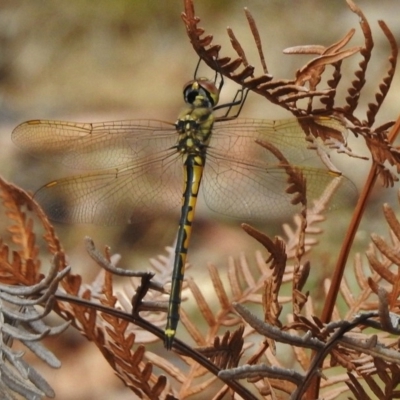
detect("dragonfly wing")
(12, 119), (177, 170)
(203, 157), (288, 219)
(212, 116), (348, 166)
(34, 148), (183, 225)
(203, 149), (356, 220)
(202, 116), (355, 220)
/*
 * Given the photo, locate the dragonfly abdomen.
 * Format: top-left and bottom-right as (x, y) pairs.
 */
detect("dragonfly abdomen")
(164, 154), (205, 349)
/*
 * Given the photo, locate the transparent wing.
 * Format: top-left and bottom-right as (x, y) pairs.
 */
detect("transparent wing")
(211, 116), (347, 166)
(12, 119), (178, 170)
(13, 119), (183, 224)
(203, 116), (355, 219)
(12, 116), (355, 225)
(34, 149), (183, 225)
(203, 155), (356, 220)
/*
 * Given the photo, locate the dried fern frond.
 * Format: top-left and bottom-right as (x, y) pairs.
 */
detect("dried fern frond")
(2, 1), (400, 399)
(182, 0), (361, 116)
(347, 357), (400, 399)
(364, 199), (400, 311)
(0, 254), (70, 399)
(51, 240), (262, 399)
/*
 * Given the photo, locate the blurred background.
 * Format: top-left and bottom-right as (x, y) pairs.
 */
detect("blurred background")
(1, 1), (399, 399)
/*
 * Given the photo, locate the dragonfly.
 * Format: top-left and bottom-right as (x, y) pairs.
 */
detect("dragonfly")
(12, 75), (355, 349)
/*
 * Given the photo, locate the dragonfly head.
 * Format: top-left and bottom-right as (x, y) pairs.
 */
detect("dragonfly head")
(183, 78), (220, 108)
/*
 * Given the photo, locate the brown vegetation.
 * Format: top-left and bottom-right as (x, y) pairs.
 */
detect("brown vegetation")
(1, 1), (399, 399)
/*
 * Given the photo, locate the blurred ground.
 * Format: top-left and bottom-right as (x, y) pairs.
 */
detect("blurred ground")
(0, 1), (399, 399)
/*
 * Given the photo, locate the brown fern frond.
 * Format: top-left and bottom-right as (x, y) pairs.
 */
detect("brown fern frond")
(346, 370), (370, 399)
(239, 225), (290, 326)
(262, 240), (286, 327)
(284, 26), (356, 102)
(293, 47), (361, 91)
(339, 245), (390, 321)
(0, 179), (40, 278)
(295, 28), (356, 110)
(0, 176), (67, 287)
(73, 236), (353, 399)
(54, 270), (172, 398)
(365, 21), (398, 126)
(321, 61), (344, 111)
(363, 201), (400, 311)
(185, 276), (217, 345)
(362, 134), (400, 188)
(348, 358), (400, 400)
(332, 201), (400, 321)
(207, 264), (232, 318)
(369, 234), (400, 281)
(225, 252), (400, 398)
(255, 140), (308, 210)
(245, 139), (347, 317)
(202, 326), (244, 370)
(343, 0), (373, 114)
(108, 342), (169, 399)
(282, 214), (319, 257)
(241, 225), (287, 270)
(2, 177), (63, 258)
(182, 0), (360, 115)
(384, 200), (400, 239)
(344, 119), (400, 193)
(52, 241), (264, 398)
(177, 250), (285, 349)
(244, 8), (267, 73)
(241, 171), (346, 319)
(226, 27), (250, 71)
(107, 339), (168, 398)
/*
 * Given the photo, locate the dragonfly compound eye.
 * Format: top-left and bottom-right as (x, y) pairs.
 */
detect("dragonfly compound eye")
(183, 78), (220, 108)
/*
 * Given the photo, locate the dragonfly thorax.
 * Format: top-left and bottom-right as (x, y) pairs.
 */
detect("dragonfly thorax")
(175, 79), (217, 156)
(176, 114), (214, 156)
